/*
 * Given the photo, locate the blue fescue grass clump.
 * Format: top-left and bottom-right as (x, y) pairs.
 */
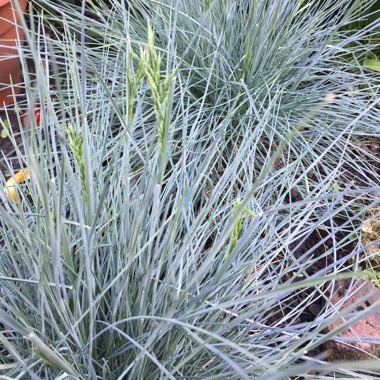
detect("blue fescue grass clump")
(0, 0), (379, 378)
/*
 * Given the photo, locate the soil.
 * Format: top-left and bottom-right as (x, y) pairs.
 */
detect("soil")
(264, 137), (380, 361)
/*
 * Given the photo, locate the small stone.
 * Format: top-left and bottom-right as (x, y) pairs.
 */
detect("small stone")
(309, 303), (321, 316)
(370, 142), (380, 153)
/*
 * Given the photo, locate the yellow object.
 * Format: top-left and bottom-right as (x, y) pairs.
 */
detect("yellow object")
(3, 168), (30, 203)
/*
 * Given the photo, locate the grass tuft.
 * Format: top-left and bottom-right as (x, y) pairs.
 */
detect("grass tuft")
(0, 0), (379, 378)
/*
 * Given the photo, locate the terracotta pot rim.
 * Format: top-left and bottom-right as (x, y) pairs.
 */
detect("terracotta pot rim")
(0, 0), (11, 7)
(0, 0), (27, 10)
(0, 0), (26, 106)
